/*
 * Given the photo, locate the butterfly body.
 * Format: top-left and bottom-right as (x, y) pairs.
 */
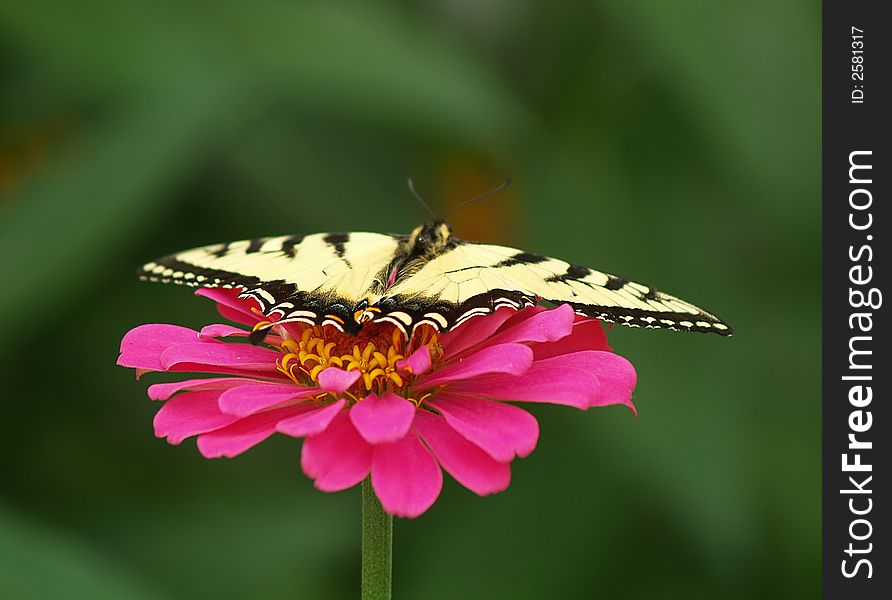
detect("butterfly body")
(140, 221), (732, 337)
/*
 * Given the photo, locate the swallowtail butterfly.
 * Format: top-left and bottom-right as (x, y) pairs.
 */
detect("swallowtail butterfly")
(140, 221), (732, 338)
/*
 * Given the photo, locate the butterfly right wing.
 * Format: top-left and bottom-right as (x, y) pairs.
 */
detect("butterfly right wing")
(379, 241), (733, 335)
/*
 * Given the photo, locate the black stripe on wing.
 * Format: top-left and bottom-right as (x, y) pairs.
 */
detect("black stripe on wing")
(369, 288), (537, 336)
(322, 232), (351, 263)
(563, 302), (733, 335)
(139, 256), (265, 290)
(539, 262), (733, 335)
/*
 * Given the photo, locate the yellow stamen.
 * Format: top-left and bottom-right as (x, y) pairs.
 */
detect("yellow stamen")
(269, 322), (441, 407)
(280, 353), (299, 372)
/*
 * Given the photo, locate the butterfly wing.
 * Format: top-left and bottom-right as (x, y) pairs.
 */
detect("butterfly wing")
(141, 232), (404, 329)
(377, 241), (732, 335)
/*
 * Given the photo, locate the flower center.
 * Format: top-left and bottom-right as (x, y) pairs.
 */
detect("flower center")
(269, 322), (442, 405)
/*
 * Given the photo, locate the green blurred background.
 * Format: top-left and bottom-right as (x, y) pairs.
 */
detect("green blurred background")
(0, 1), (819, 598)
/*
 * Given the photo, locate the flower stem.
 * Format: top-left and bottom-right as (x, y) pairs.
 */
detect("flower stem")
(361, 477), (392, 600)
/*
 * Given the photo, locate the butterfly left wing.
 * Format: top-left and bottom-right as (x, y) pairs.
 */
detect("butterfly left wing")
(377, 241), (733, 335)
(140, 232), (404, 330)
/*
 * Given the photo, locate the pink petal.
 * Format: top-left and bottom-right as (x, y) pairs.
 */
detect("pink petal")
(196, 287), (262, 326)
(482, 304), (574, 347)
(414, 343), (533, 388)
(499, 304), (547, 325)
(413, 410), (510, 496)
(301, 412), (372, 491)
(218, 304), (262, 327)
(539, 351), (637, 410)
(447, 362), (602, 409)
(160, 342), (280, 373)
(148, 377), (253, 401)
(317, 367), (361, 393)
(532, 318), (610, 359)
(117, 324), (198, 371)
(276, 400), (346, 437)
(196, 406), (296, 458)
(196, 286), (256, 310)
(425, 394), (538, 462)
(371, 432), (442, 518)
(217, 382), (318, 417)
(153, 390), (238, 445)
(439, 306), (517, 358)
(199, 323), (252, 339)
(591, 355), (636, 411)
(396, 345), (431, 375)
(349, 392), (416, 444)
(199, 321), (282, 345)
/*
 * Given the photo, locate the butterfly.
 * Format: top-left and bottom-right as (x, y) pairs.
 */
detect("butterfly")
(139, 219), (732, 340)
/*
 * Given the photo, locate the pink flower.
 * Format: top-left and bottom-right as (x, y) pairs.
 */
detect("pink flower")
(118, 288), (637, 517)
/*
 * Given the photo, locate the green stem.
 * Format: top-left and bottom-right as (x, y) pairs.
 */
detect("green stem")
(361, 477), (392, 600)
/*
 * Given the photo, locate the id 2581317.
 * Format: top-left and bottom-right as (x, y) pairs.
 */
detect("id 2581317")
(851, 26), (865, 104)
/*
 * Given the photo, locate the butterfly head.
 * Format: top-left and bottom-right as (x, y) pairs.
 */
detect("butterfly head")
(408, 220), (453, 257)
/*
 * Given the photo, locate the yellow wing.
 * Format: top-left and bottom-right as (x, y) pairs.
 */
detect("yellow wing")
(140, 232), (403, 329)
(378, 241), (732, 335)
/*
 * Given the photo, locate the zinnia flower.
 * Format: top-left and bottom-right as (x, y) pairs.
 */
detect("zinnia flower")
(118, 288), (637, 517)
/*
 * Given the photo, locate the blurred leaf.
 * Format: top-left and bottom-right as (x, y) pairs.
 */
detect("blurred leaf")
(0, 0), (532, 144)
(604, 0), (819, 196)
(0, 502), (163, 599)
(0, 81), (250, 347)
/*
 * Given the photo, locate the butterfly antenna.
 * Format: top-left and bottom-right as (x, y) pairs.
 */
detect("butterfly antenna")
(444, 177), (512, 220)
(407, 177), (438, 219)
